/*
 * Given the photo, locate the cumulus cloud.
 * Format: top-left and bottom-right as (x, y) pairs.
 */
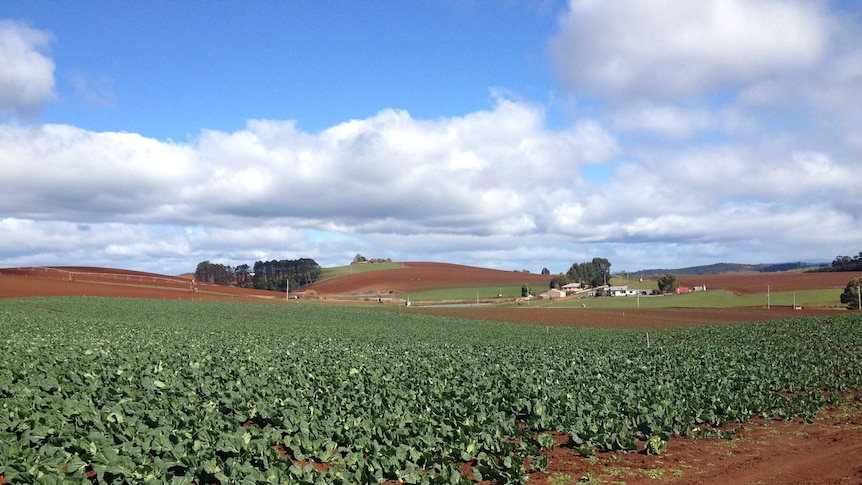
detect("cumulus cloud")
(532, 0), (862, 270)
(0, 96), (624, 271)
(184, 96), (618, 233)
(611, 102), (757, 139)
(0, 217), (317, 274)
(3, 87), (859, 274)
(549, 0), (830, 101)
(2, 6), (861, 274)
(0, 124), (197, 222)
(0, 21), (55, 120)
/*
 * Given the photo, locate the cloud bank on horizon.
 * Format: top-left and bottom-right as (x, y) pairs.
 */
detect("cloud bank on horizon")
(1, 1), (860, 275)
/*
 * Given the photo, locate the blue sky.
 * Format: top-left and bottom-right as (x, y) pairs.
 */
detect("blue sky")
(1, 1), (861, 275)
(5, 1), (562, 137)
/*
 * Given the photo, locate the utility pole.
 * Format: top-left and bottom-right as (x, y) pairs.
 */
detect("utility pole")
(767, 285), (770, 309)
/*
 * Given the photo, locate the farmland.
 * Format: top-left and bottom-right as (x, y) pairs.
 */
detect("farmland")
(303, 262), (553, 298)
(2, 297), (861, 484)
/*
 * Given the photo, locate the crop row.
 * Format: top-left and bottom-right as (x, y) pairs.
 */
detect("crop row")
(1, 297), (860, 484)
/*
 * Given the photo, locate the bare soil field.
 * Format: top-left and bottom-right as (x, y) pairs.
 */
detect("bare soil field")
(678, 270), (862, 295)
(5, 264), (856, 304)
(2, 264), (861, 484)
(304, 262), (553, 295)
(0, 266), (282, 302)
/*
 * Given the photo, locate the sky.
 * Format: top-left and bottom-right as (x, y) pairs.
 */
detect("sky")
(1, 0), (861, 275)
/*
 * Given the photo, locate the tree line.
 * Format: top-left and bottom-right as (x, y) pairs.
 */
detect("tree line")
(824, 252), (862, 272)
(548, 257), (612, 289)
(194, 259), (321, 291)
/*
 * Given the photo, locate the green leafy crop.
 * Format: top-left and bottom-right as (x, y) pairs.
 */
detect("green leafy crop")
(1, 297), (860, 484)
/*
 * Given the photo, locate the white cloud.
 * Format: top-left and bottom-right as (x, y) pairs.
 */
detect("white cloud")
(0, 124), (197, 222)
(532, 0), (862, 271)
(0, 21), (55, 120)
(611, 102), (758, 139)
(549, 0), (830, 101)
(183, 97), (618, 232)
(0, 217), (319, 275)
(3, 94), (860, 273)
(0, 96), (626, 272)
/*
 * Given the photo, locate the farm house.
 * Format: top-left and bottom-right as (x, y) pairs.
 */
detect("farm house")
(607, 285), (650, 297)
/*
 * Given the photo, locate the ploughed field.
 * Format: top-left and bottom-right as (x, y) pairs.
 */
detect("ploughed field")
(0, 266), (284, 302)
(305, 262), (554, 296)
(3, 263), (858, 304)
(677, 271), (862, 295)
(2, 297), (861, 484)
(0, 263), (551, 302)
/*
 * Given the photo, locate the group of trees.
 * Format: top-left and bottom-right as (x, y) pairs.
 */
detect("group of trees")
(657, 273), (680, 294)
(841, 278), (862, 310)
(829, 252), (862, 272)
(549, 257), (612, 290)
(251, 259), (321, 291)
(193, 261), (251, 286)
(824, 252), (862, 309)
(351, 254), (392, 265)
(194, 258), (321, 292)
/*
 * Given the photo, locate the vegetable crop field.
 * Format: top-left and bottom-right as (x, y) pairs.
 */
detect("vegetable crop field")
(2, 297), (861, 484)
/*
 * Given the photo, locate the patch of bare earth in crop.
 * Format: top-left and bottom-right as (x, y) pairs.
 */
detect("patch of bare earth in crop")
(528, 400), (862, 485)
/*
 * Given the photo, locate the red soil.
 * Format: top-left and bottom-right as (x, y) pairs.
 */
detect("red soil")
(0, 266), (283, 302)
(678, 270), (862, 295)
(2, 264), (861, 484)
(528, 404), (862, 485)
(304, 262), (553, 295)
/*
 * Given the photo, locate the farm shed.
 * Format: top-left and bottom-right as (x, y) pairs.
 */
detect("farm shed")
(539, 289), (566, 299)
(676, 285), (706, 294)
(562, 283), (582, 294)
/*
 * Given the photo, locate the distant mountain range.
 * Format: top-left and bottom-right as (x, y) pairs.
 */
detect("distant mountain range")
(628, 261), (828, 277)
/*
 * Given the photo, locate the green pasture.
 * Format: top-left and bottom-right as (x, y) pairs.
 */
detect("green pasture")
(548, 288), (843, 309)
(317, 261), (404, 281)
(608, 275), (659, 291)
(404, 281), (549, 302)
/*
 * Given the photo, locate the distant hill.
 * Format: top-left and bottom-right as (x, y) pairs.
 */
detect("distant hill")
(630, 261), (826, 277)
(304, 262), (552, 296)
